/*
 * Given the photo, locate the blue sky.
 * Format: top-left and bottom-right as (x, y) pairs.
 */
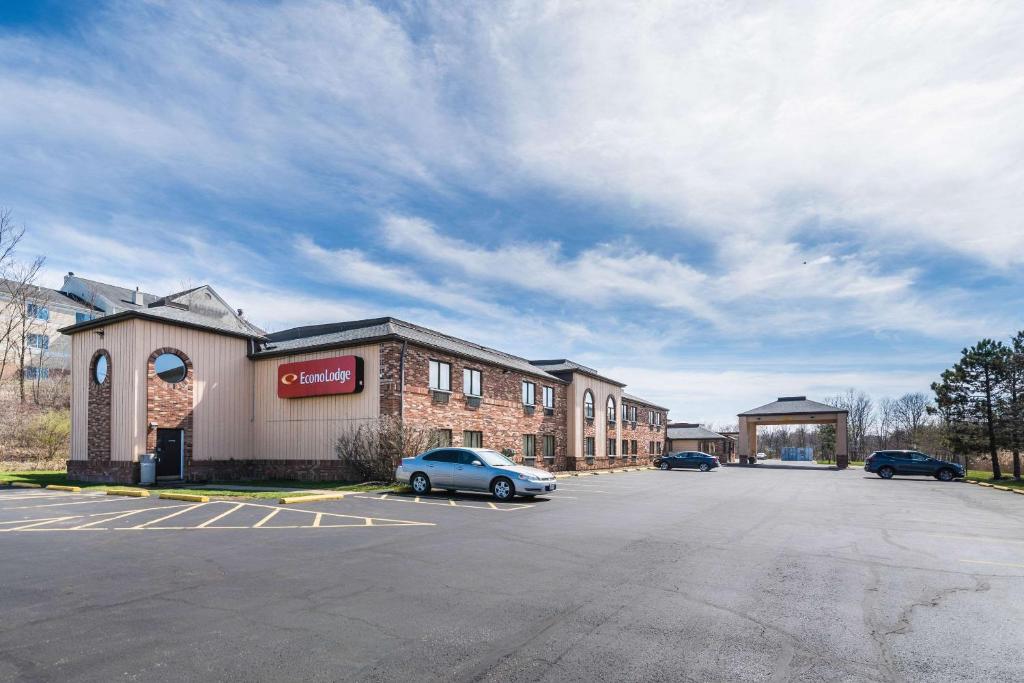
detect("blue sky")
(2, 1), (1022, 424)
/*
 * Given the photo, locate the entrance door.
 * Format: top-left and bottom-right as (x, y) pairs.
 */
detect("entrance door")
(155, 428), (184, 479)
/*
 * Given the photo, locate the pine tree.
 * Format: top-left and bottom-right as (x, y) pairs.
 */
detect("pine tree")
(999, 331), (1024, 480)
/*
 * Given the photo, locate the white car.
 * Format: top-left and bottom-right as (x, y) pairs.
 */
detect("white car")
(756, 452), (767, 460)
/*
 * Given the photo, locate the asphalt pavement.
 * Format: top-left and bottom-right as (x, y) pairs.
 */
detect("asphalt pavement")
(1, 466), (1022, 682)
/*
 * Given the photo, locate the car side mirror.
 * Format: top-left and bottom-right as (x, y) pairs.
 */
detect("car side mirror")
(472, 461), (484, 467)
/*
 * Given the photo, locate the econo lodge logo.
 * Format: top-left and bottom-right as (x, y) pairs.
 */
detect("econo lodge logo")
(276, 356), (364, 399)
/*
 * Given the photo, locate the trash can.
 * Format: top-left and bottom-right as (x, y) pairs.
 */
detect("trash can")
(140, 452), (157, 486)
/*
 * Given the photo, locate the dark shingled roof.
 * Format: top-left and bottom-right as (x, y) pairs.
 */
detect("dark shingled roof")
(529, 359), (626, 387)
(738, 396), (847, 417)
(621, 392), (669, 411)
(67, 276), (160, 309)
(258, 317), (565, 382)
(667, 425), (727, 440)
(0, 280), (98, 311)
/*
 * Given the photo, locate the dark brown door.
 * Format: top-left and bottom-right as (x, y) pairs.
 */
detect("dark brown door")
(155, 429), (183, 478)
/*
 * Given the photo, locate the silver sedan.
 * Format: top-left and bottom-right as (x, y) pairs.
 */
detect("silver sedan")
(395, 447), (558, 501)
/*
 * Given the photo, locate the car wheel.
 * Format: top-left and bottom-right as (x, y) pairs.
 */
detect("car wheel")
(660, 462), (670, 470)
(878, 466), (895, 480)
(937, 468), (955, 482)
(699, 463), (710, 472)
(492, 477), (514, 501)
(410, 473), (431, 494)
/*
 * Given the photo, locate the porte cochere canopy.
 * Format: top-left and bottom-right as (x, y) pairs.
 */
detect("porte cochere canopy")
(736, 396), (850, 468)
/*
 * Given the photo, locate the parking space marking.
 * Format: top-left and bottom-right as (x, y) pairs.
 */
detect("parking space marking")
(0, 500), (435, 532)
(0, 496), (138, 511)
(353, 493), (532, 511)
(961, 559), (1024, 569)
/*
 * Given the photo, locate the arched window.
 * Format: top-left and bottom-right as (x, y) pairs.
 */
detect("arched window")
(154, 352), (188, 383)
(92, 352), (109, 385)
(607, 396), (616, 422)
(583, 390), (594, 420)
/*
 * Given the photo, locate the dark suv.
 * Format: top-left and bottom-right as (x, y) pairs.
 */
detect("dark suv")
(864, 450), (965, 481)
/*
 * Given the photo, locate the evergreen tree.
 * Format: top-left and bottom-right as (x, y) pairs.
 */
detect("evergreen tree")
(999, 331), (1024, 480)
(932, 339), (1008, 479)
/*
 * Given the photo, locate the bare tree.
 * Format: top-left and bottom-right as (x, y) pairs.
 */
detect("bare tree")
(826, 389), (875, 459)
(0, 209), (45, 401)
(893, 392), (931, 449)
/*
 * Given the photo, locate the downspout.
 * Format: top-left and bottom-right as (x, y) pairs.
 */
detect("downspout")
(249, 338), (256, 423)
(399, 340), (407, 421)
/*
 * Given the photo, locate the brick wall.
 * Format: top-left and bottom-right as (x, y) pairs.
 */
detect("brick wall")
(69, 349), (126, 483)
(391, 344), (569, 471)
(147, 348), (194, 479)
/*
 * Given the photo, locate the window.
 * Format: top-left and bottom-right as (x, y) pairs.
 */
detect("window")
(522, 434), (536, 461)
(543, 386), (554, 409)
(522, 381), (535, 405)
(154, 352), (187, 383)
(463, 368), (481, 397)
(649, 441), (655, 453)
(75, 312), (94, 324)
(93, 354), (109, 385)
(431, 429), (452, 447)
(583, 391), (594, 420)
(584, 436), (595, 457)
(543, 435), (555, 460)
(656, 442), (662, 454)
(608, 438), (616, 456)
(607, 396), (616, 422)
(630, 406), (637, 423)
(24, 366), (49, 380)
(27, 334), (49, 350)
(429, 360), (451, 392)
(423, 450), (460, 463)
(622, 439), (628, 455)
(648, 411), (655, 425)
(463, 430), (483, 448)
(631, 440), (638, 455)
(26, 303), (49, 321)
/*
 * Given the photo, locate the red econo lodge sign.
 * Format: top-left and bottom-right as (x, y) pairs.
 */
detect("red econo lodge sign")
(277, 356), (364, 399)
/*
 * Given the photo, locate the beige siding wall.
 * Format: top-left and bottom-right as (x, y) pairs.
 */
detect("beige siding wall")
(567, 375), (622, 459)
(71, 318), (254, 463)
(252, 344), (381, 460)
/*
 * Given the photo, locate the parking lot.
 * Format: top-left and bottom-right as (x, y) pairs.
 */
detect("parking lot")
(2, 467), (1023, 682)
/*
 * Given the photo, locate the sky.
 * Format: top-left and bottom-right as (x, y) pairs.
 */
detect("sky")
(1, 0), (1022, 425)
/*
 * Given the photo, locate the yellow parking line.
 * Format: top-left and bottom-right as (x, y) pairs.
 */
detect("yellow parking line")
(365, 517), (374, 526)
(253, 508), (280, 528)
(927, 533), (1024, 545)
(125, 503), (204, 529)
(196, 502), (245, 528)
(313, 512), (322, 528)
(449, 499), (457, 506)
(961, 559), (1024, 569)
(487, 502), (498, 509)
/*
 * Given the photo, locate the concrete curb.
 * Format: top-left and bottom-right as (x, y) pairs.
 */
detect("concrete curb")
(554, 467), (649, 479)
(977, 482), (993, 487)
(278, 493), (347, 505)
(46, 484), (81, 492)
(10, 482), (41, 489)
(159, 492), (209, 503)
(106, 489), (150, 497)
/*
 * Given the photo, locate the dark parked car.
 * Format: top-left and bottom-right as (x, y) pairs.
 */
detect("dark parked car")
(655, 451), (719, 472)
(864, 450), (965, 481)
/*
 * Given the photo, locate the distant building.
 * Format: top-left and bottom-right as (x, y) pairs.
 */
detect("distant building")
(666, 423), (735, 461)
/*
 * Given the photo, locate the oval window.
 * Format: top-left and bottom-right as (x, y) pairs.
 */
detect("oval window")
(154, 353), (187, 383)
(94, 355), (108, 385)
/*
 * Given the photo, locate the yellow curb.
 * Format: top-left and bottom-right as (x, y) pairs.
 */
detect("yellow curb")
(46, 484), (81, 492)
(964, 480), (979, 484)
(10, 482), (42, 488)
(278, 492), (347, 505)
(978, 482), (993, 487)
(993, 485), (1012, 491)
(106, 488), (150, 497)
(159, 492), (209, 503)
(1013, 489), (1024, 495)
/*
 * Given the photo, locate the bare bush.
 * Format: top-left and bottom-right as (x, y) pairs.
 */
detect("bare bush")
(335, 417), (446, 483)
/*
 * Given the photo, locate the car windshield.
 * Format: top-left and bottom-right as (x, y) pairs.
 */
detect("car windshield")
(476, 449), (516, 467)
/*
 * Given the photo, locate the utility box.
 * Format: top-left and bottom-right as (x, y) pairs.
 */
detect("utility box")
(139, 452), (157, 485)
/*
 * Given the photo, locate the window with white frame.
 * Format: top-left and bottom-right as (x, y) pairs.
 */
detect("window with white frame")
(584, 436), (595, 457)
(26, 303), (49, 321)
(543, 386), (554, 409)
(429, 360), (451, 392)
(463, 430), (483, 448)
(584, 391), (594, 419)
(608, 438), (616, 456)
(606, 396), (616, 422)
(463, 368), (482, 397)
(522, 434), (536, 461)
(27, 334), (49, 350)
(522, 380), (536, 405)
(543, 435), (555, 460)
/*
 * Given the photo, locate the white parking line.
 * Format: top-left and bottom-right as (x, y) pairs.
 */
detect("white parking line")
(0, 497), (135, 511)
(197, 502), (244, 528)
(253, 508), (280, 528)
(71, 504), (190, 529)
(126, 503), (204, 530)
